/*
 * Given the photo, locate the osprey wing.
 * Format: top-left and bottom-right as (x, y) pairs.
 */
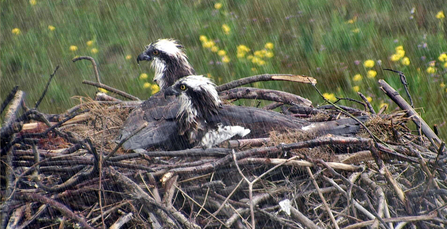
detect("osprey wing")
(117, 91), (183, 150)
(211, 105), (309, 138)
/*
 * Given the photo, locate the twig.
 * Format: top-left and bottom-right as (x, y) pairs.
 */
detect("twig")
(357, 92), (375, 114)
(384, 69), (414, 108)
(216, 74), (317, 92)
(14, 191), (94, 229)
(35, 66), (60, 109)
(0, 85), (18, 116)
(82, 80), (140, 101)
(343, 213), (437, 229)
(378, 79), (443, 146)
(288, 204), (320, 229)
(219, 87), (312, 107)
(73, 56), (101, 83)
(109, 212), (133, 229)
(306, 167), (340, 229)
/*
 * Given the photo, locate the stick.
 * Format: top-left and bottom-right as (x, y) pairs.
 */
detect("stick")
(82, 80), (140, 101)
(378, 79), (443, 146)
(73, 56), (101, 83)
(216, 74), (317, 92)
(343, 213), (437, 229)
(219, 87), (312, 107)
(14, 192), (94, 229)
(0, 86), (18, 116)
(35, 66), (60, 109)
(306, 167), (340, 229)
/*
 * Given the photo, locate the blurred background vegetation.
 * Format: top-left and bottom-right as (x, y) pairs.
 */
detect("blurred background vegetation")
(1, 0), (446, 138)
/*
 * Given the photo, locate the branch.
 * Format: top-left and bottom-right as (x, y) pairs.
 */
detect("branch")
(216, 74), (317, 92)
(82, 80), (140, 101)
(378, 79), (443, 146)
(35, 66), (60, 109)
(73, 56), (101, 83)
(219, 87), (312, 107)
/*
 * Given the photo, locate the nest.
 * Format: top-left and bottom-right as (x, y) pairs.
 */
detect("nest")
(1, 63), (447, 228)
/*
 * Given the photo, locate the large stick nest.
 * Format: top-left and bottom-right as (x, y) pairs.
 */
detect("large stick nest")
(1, 63), (446, 229)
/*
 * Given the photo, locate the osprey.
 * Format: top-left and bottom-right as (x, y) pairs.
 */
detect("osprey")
(121, 75), (308, 150)
(136, 38), (195, 90)
(117, 39), (195, 149)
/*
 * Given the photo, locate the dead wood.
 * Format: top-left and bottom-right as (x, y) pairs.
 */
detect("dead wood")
(219, 87), (312, 107)
(216, 74), (317, 92)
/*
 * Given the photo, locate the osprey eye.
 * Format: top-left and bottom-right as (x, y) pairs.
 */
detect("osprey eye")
(152, 50), (159, 55)
(180, 84), (187, 90)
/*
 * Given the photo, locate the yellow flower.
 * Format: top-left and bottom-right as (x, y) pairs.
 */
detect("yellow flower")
(48, 25), (55, 31)
(222, 55), (230, 63)
(436, 11), (445, 19)
(222, 24), (231, 35)
(12, 28), (20, 35)
(323, 93), (337, 102)
(426, 66), (436, 74)
(125, 55), (132, 60)
(352, 28), (360, 33)
(254, 50), (264, 58)
(98, 88), (108, 93)
(367, 70), (377, 78)
(214, 2), (222, 10)
(29, 0), (36, 5)
(395, 49), (405, 58)
(379, 102), (388, 109)
(257, 60), (266, 66)
(363, 59), (375, 68)
(264, 42), (274, 50)
(217, 50), (226, 56)
(444, 62), (447, 68)
(366, 96), (372, 103)
(347, 19), (355, 24)
(211, 46), (219, 52)
(251, 57), (261, 64)
(429, 61), (436, 67)
(150, 84), (160, 94)
(352, 86), (360, 92)
(69, 45), (78, 51)
(199, 35), (207, 42)
(265, 51), (274, 58)
(395, 46), (404, 51)
(143, 82), (151, 88)
(247, 55), (254, 60)
(202, 40), (215, 48)
(86, 40), (94, 46)
(390, 54), (401, 62)
(91, 48), (98, 54)
(438, 53), (447, 62)
(139, 73), (148, 80)
(353, 74), (363, 82)
(237, 52), (246, 58)
(237, 45), (250, 53)
(440, 82), (446, 88)
(401, 57), (410, 66)
(251, 67), (257, 72)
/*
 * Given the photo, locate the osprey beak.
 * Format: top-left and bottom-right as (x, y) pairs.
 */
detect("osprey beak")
(137, 53), (152, 64)
(164, 87), (179, 98)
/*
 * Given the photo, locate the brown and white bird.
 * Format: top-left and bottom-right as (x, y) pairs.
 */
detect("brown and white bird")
(136, 38), (195, 90)
(123, 75), (308, 149)
(117, 39), (196, 149)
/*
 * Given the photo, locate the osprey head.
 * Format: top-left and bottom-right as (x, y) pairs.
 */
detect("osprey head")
(165, 75), (221, 121)
(137, 38), (195, 90)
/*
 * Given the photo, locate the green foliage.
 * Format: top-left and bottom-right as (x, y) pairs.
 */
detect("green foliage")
(1, 0), (446, 138)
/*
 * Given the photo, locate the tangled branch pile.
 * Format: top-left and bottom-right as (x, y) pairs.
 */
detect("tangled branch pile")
(1, 68), (446, 228)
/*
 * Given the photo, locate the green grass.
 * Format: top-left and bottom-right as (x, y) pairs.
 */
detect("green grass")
(1, 0), (446, 139)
